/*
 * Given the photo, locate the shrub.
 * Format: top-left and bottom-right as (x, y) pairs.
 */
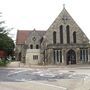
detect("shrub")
(0, 59), (9, 66)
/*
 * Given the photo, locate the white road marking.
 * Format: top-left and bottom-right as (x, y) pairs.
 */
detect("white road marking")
(84, 75), (89, 80)
(29, 81), (68, 90)
(14, 79), (67, 89)
(8, 69), (31, 76)
(68, 73), (76, 78)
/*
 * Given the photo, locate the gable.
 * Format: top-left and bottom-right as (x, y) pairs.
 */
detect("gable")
(44, 7), (89, 45)
(25, 30), (46, 46)
(16, 30), (46, 45)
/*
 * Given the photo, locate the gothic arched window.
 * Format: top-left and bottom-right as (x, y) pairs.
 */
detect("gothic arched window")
(36, 44), (39, 49)
(53, 31), (56, 44)
(66, 25), (70, 43)
(30, 44), (33, 49)
(73, 31), (76, 43)
(60, 25), (63, 44)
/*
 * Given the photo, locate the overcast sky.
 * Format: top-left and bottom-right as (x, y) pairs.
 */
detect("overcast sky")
(0, 0), (90, 41)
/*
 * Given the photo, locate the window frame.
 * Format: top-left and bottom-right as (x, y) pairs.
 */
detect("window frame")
(33, 55), (38, 60)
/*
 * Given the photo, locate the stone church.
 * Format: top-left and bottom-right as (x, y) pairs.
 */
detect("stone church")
(16, 6), (90, 65)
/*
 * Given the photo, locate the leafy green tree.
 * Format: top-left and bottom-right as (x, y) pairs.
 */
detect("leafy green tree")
(0, 13), (15, 56)
(0, 34), (15, 54)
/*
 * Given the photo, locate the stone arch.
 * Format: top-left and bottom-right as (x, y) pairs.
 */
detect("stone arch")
(60, 25), (63, 44)
(66, 25), (70, 43)
(36, 44), (39, 49)
(30, 44), (33, 49)
(18, 52), (21, 61)
(73, 31), (76, 43)
(66, 49), (76, 65)
(53, 31), (56, 44)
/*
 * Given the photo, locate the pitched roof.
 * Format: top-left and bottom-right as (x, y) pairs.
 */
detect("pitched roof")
(16, 30), (31, 44)
(16, 30), (46, 45)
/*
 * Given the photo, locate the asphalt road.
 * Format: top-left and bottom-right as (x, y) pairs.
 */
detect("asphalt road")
(0, 68), (89, 82)
(0, 68), (90, 90)
(0, 69), (20, 82)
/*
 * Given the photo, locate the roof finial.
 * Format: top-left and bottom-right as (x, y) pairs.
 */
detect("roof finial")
(34, 28), (36, 30)
(63, 4), (65, 9)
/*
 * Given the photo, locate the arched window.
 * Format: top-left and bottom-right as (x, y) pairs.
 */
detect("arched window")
(66, 25), (70, 43)
(53, 31), (56, 44)
(73, 31), (76, 43)
(30, 44), (33, 49)
(40, 37), (43, 44)
(36, 44), (39, 49)
(60, 25), (63, 44)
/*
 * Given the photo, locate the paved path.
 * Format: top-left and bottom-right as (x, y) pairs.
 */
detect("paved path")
(0, 79), (90, 90)
(7, 61), (90, 69)
(0, 81), (67, 90)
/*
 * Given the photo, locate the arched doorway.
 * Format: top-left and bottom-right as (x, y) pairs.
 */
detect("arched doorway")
(18, 52), (21, 61)
(66, 49), (76, 65)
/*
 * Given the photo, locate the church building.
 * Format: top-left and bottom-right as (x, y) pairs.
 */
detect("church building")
(16, 6), (90, 65)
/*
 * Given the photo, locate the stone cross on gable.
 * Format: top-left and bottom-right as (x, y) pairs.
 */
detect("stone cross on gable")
(63, 4), (65, 9)
(62, 15), (69, 24)
(61, 4), (70, 24)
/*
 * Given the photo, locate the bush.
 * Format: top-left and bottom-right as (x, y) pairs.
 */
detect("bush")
(0, 59), (9, 66)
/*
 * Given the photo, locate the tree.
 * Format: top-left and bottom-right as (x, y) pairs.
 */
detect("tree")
(0, 13), (15, 57)
(0, 34), (15, 54)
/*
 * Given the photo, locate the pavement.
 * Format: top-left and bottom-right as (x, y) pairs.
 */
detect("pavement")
(6, 61), (90, 69)
(0, 81), (67, 90)
(0, 79), (90, 90)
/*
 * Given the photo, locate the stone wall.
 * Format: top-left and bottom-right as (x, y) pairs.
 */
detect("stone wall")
(26, 49), (41, 65)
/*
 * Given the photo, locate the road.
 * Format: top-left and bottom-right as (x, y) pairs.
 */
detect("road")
(0, 67), (90, 90)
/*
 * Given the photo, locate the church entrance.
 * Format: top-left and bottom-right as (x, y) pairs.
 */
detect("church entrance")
(66, 49), (76, 65)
